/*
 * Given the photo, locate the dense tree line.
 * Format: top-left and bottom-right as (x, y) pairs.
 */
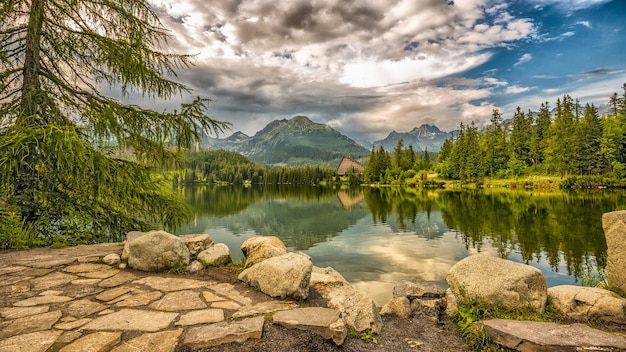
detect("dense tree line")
(437, 85), (626, 184)
(363, 141), (433, 185)
(178, 150), (342, 186)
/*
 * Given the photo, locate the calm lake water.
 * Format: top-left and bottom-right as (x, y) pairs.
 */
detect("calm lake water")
(176, 185), (624, 306)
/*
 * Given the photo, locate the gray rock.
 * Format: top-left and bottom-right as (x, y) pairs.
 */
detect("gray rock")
(548, 285), (626, 323)
(238, 252), (312, 300)
(393, 281), (441, 299)
(380, 297), (412, 318)
(126, 230), (190, 272)
(183, 316), (265, 348)
(482, 318), (626, 351)
(102, 253), (121, 266)
(310, 266), (382, 333)
(240, 236), (287, 267)
(410, 298), (444, 323)
(188, 260), (204, 273)
(273, 307), (347, 345)
(602, 210), (626, 293)
(179, 233), (213, 259)
(446, 254), (547, 313)
(197, 243), (232, 267)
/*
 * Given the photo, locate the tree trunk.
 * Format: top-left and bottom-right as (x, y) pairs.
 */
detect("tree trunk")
(20, 0), (45, 126)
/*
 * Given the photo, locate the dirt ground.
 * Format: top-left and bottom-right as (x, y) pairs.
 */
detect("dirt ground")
(175, 265), (468, 352)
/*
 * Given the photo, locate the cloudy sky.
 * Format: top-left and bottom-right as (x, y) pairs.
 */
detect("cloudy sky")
(146, 0), (626, 142)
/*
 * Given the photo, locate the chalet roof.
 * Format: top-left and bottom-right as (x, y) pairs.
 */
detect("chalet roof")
(337, 157), (365, 175)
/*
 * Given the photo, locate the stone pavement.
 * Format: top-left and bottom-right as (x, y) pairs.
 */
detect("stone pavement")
(0, 243), (313, 352)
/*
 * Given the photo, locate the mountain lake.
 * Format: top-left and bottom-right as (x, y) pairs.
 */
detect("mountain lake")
(176, 185), (622, 306)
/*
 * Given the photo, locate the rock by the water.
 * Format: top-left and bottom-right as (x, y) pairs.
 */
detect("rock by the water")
(197, 243), (231, 267)
(482, 318), (626, 351)
(188, 260), (204, 273)
(548, 285), (626, 324)
(179, 234), (213, 259)
(446, 255), (547, 313)
(238, 252), (312, 300)
(602, 210), (626, 293)
(126, 231), (190, 272)
(310, 266), (382, 333)
(273, 307), (347, 345)
(240, 236), (287, 268)
(393, 281), (441, 299)
(380, 297), (412, 319)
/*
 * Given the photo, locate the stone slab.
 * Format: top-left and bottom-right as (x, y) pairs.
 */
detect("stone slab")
(133, 277), (211, 291)
(59, 331), (122, 352)
(482, 319), (626, 351)
(0, 306), (49, 319)
(273, 307), (346, 345)
(176, 309), (225, 326)
(65, 299), (108, 318)
(183, 316), (265, 348)
(0, 310), (62, 339)
(13, 295), (73, 306)
(30, 272), (78, 290)
(99, 272), (137, 288)
(63, 263), (112, 273)
(81, 309), (179, 332)
(55, 318), (93, 330)
(95, 286), (134, 302)
(113, 291), (163, 307)
(110, 329), (183, 352)
(149, 290), (206, 311)
(0, 330), (63, 352)
(232, 301), (299, 319)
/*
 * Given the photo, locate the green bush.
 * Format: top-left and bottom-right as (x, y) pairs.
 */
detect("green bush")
(0, 208), (41, 249)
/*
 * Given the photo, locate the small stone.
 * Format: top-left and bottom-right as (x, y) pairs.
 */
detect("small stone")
(102, 253), (121, 266)
(380, 297), (412, 319)
(188, 260), (204, 273)
(198, 243), (231, 267)
(179, 234), (213, 258)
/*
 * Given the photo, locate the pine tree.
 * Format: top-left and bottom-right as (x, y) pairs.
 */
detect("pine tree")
(509, 107), (532, 166)
(482, 109), (508, 177)
(530, 102), (551, 170)
(1, 0), (229, 241)
(577, 104), (603, 175)
(546, 96), (579, 177)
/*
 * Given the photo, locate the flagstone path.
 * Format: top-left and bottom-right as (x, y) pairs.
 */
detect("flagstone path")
(0, 243), (300, 352)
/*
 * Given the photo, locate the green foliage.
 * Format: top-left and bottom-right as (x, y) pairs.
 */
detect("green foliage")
(0, 0), (230, 245)
(438, 85), (626, 184)
(0, 207), (40, 249)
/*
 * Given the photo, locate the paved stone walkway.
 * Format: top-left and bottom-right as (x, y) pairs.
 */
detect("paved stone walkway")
(0, 243), (301, 352)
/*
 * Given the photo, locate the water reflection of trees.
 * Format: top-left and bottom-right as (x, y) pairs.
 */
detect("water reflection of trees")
(366, 188), (622, 281)
(441, 191), (622, 279)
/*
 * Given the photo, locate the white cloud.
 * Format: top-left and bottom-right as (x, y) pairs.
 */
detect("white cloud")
(528, 0), (612, 11)
(514, 53), (533, 67)
(506, 85), (532, 94)
(576, 20), (592, 28)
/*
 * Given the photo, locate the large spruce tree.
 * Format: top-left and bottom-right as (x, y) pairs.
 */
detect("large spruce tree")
(0, 0), (229, 243)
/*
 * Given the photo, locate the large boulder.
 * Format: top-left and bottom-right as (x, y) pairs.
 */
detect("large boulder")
(238, 252), (312, 300)
(197, 243), (232, 267)
(179, 234), (213, 259)
(126, 231), (190, 272)
(602, 210), (626, 293)
(446, 255), (547, 313)
(548, 285), (626, 324)
(310, 266), (382, 333)
(121, 231), (147, 261)
(240, 236), (287, 268)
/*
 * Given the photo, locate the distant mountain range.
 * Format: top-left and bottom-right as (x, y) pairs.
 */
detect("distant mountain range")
(371, 124), (453, 153)
(202, 116), (452, 167)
